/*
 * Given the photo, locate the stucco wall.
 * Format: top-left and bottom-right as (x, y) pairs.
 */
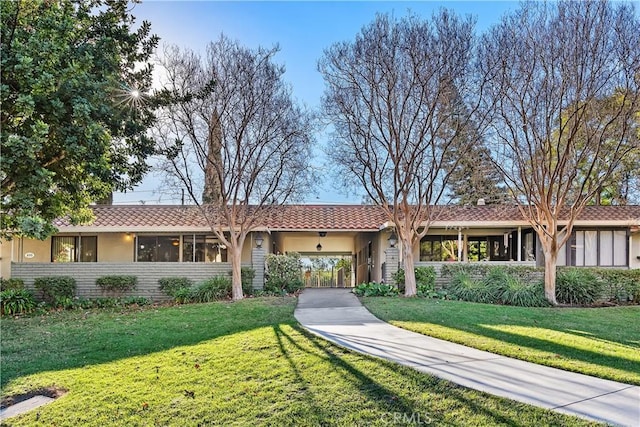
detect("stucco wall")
(277, 232), (356, 255)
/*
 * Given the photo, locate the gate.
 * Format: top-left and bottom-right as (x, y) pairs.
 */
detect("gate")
(301, 254), (353, 288)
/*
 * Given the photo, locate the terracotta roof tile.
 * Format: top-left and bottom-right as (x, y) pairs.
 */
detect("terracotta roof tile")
(54, 204), (640, 231)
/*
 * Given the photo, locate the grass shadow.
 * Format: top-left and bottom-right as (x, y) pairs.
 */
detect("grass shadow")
(1, 297), (296, 389)
(363, 298), (640, 383)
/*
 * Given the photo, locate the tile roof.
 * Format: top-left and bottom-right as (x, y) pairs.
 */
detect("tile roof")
(54, 204), (640, 231)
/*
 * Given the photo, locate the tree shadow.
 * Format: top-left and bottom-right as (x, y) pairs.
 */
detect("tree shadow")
(1, 298), (295, 388)
(276, 323), (542, 426)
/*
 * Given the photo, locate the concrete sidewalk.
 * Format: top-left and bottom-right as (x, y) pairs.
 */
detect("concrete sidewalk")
(294, 288), (640, 427)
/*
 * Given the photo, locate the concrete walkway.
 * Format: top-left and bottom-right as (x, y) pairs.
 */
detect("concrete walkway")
(294, 288), (640, 427)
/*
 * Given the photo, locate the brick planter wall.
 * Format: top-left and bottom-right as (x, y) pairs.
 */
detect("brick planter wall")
(11, 262), (254, 301)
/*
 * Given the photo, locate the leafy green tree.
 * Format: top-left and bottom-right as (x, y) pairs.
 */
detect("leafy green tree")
(1, 0), (158, 239)
(576, 91), (640, 206)
(440, 82), (509, 205)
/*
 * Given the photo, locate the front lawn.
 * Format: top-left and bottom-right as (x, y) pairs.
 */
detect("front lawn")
(362, 297), (640, 385)
(0, 298), (598, 426)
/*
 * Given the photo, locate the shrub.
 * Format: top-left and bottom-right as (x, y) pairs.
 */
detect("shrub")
(173, 287), (194, 304)
(158, 277), (193, 297)
(96, 275), (137, 295)
(193, 276), (232, 302)
(0, 278), (25, 291)
(34, 276), (76, 305)
(595, 269), (640, 304)
(265, 252), (303, 294)
(441, 263), (542, 283)
(447, 272), (496, 303)
(393, 267), (436, 294)
(447, 268), (548, 307)
(499, 277), (548, 307)
(241, 267), (256, 295)
(1, 289), (36, 315)
(353, 282), (399, 297)
(556, 268), (602, 305)
(122, 296), (150, 306)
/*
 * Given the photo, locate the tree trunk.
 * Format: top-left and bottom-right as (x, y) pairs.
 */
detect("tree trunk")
(230, 246), (244, 301)
(402, 238), (417, 297)
(543, 249), (558, 305)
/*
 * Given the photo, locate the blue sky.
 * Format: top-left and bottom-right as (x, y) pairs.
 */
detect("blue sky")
(114, 1), (518, 205)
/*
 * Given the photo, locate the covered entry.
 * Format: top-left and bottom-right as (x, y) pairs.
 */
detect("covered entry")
(300, 254), (353, 288)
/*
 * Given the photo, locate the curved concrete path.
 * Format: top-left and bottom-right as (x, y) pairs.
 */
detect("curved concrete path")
(294, 288), (640, 427)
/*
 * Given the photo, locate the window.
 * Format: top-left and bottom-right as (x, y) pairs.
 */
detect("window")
(183, 235), (227, 262)
(136, 236), (180, 262)
(571, 229), (627, 267)
(51, 236), (97, 262)
(136, 234), (227, 262)
(420, 236), (459, 261)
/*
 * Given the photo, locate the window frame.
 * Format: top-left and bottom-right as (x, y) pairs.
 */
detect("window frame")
(51, 235), (97, 263)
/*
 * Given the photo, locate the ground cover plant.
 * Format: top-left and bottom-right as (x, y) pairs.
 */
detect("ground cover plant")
(1, 298), (597, 426)
(362, 298), (640, 385)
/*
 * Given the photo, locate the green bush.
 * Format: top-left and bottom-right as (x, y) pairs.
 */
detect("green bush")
(173, 287), (194, 304)
(353, 282), (399, 297)
(265, 252), (303, 294)
(595, 269), (640, 303)
(393, 267), (436, 294)
(121, 296), (150, 306)
(447, 268), (548, 307)
(447, 272), (496, 303)
(193, 276), (232, 302)
(441, 263), (542, 283)
(498, 276), (548, 307)
(0, 278), (25, 291)
(34, 276), (76, 305)
(158, 277), (193, 297)
(1, 289), (36, 315)
(556, 269), (602, 305)
(96, 275), (137, 294)
(237, 267), (256, 295)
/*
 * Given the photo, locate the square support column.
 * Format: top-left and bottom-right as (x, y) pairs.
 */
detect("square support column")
(251, 248), (265, 290)
(384, 247), (400, 284)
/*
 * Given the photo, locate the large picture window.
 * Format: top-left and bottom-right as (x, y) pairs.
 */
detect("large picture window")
(571, 229), (627, 267)
(183, 235), (227, 262)
(136, 236), (180, 262)
(51, 236), (97, 262)
(420, 236), (459, 261)
(135, 234), (227, 262)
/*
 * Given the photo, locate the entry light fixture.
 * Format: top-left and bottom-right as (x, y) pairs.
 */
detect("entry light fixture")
(388, 232), (398, 248)
(317, 231), (325, 251)
(255, 233), (264, 249)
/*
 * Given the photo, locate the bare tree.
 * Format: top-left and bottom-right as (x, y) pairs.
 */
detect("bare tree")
(478, 0), (640, 304)
(154, 37), (316, 300)
(319, 11), (484, 296)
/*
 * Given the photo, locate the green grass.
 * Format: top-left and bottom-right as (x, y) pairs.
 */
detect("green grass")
(1, 298), (600, 426)
(362, 297), (640, 385)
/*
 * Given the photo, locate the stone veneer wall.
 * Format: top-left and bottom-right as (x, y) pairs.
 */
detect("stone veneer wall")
(414, 261), (539, 289)
(11, 262), (255, 301)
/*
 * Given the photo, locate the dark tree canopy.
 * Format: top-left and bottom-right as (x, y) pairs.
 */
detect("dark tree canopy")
(1, 0), (158, 239)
